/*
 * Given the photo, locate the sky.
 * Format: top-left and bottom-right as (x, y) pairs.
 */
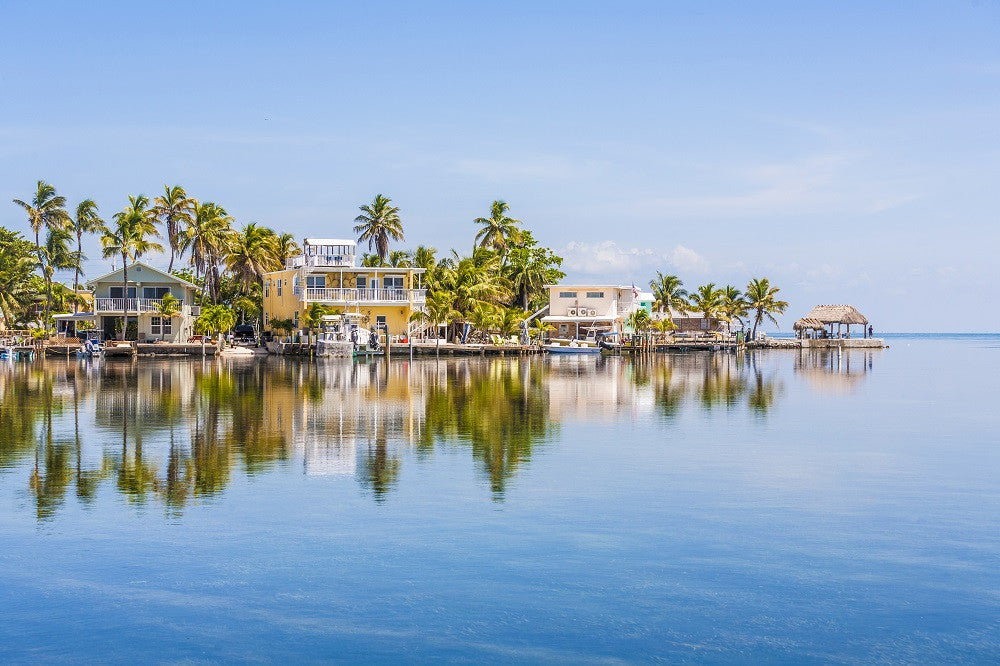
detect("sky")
(1, 1), (998, 332)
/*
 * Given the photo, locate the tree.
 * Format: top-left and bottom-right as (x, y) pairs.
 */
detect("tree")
(354, 194), (404, 264)
(386, 250), (412, 267)
(274, 233), (300, 267)
(72, 200), (104, 313)
(195, 304), (237, 350)
(153, 185), (194, 273)
(419, 290), (460, 354)
(181, 201), (233, 303)
(745, 277), (789, 340)
(223, 223), (280, 298)
(506, 238), (563, 311)
(688, 283), (724, 332)
(155, 293), (182, 341)
(0, 228), (38, 326)
(474, 200), (521, 254)
(719, 285), (748, 334)
(649, 272), (689, 325)
(12, 181), (72, 324)
(101, 195), (164, 340)
(626, 308), (652, 336)
(42, 227), (77, 315)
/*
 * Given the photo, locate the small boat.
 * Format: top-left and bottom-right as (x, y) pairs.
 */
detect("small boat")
(544, 341), (601, 354)
(219, 346), (254, 357)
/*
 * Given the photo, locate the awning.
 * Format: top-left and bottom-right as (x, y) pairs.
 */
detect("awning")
(53, 313), (97, 321)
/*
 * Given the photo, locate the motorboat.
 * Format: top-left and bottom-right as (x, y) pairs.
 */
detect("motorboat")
(544, 339), (601, 354)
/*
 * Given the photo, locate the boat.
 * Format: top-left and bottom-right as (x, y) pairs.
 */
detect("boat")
(76, 335), (105, 358)
(544, 340), (601, 354)
(219, 346), (255, 357)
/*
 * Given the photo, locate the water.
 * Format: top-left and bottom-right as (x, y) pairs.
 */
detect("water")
(1, 335), (998, 662)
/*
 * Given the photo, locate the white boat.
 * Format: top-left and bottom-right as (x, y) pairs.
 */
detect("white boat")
(219, 346), (255, 357)
(544, 340), (601, 354)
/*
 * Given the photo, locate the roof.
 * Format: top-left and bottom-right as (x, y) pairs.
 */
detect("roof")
(542, 315), (618, 323)
(87, 261), (200, 290)
(53, 312), (97, 321)
(303, 238), (356, 246)
(793, 317), (827, 331)
(544, 284), (633, 291)
(798, 305), (869, 326)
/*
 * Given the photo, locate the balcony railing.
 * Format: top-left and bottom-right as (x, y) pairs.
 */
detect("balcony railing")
(94, 298), (187, 313)
(285, 255), (355, 269)
(303, 288), (426, 303)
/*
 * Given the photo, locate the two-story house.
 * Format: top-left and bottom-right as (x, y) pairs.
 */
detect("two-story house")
(262, 238), (426, 337)
(541, 284), (644, 339)
(87, 262), (200, 342)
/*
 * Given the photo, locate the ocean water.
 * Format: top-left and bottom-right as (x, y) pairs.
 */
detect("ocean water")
(0, 335), (997, 662)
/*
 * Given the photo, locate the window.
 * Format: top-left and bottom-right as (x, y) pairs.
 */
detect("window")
(559, 291), (577, 298)
(264, 281), (269, 298)
(292, 275), (300, 294)
(277, 279), (282, 297)
(143, 287), (171, 299)
(375, 315), (387, 331)
(109, 286), (137, 298)
(293, 311), (299, 328)
(586, 291), (605, 299)
(150, 316), (172, 335)
(264, 313), (269, 326)
(306, 276), (326, 288)
(356, 276), (366, 290)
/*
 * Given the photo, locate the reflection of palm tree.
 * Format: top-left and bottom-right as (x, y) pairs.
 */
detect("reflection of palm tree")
(748, 369), (779, 415)
(361, 434), (401, 501)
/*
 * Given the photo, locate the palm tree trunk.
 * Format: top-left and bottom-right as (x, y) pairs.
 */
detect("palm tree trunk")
(74, 231), (83, 314)
(121, 254), (129, 341)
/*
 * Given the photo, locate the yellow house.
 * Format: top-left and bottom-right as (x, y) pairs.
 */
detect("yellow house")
(262, 238), (426, 337)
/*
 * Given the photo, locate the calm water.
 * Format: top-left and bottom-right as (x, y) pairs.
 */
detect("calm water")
(1, 335), (998, 662)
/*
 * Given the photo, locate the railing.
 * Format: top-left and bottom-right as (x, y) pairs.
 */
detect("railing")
(94, 298), (186, 313)
(284, 255), (354, 269)
(304, 288), (426, 303)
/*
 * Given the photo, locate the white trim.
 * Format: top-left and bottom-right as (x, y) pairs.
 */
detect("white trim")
(87, 261), (199, 290)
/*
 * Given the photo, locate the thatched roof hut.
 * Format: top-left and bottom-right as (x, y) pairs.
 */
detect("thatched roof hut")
(794, 305), (870, 337)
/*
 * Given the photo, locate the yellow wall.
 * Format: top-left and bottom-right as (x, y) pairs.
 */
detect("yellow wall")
(262, 268), (422, 336)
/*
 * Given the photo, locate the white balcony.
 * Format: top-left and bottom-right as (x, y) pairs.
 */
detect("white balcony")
(94, 298), (192, 315)
(285, 254), (355, 269)
(303, 288), (426, 304)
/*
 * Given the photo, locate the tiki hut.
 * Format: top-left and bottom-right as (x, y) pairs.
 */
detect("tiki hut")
(794, 305), (870, 339)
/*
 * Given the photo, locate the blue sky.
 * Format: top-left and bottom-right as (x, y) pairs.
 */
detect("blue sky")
(2, 1), (998, 331)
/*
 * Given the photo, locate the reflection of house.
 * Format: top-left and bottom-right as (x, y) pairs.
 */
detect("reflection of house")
(541, 284), (643, 338)
(262, 238), (426, 337)
(85, 263), (200, 342)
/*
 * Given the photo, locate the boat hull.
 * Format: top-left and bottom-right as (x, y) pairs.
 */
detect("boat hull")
(544, 345), (601, 354)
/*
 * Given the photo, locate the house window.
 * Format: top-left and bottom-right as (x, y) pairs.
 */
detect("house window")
(277, 279), (283, 297)
(306, 276), (326, 288)
(356, 276), (366, 290)
(293, 275), (300, 294)
(559, 291), (577, 298)
(264, 313), (269, 326)
(586, 291), (604, 299)
(150, 316), (172, 335)
(264, 281), (270, 298)
(383, 276), (404, 289)
(376, 315), (387, 330)
(293, 311), (299, 328)
(143, 287), (171, 299)
(109, 286), (136, 298)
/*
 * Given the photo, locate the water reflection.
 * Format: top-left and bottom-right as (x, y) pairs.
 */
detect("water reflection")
(0, 349), (876, 519)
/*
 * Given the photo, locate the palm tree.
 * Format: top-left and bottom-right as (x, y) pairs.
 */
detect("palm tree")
(0, 228), (38, 326)
(354, 194), (404, 264)
(223, 223), (280, 297)
(506, 246), (549, 311)
(719, 285), (748, 335)
(152, 185), (194, 273)
(386, 250), (412, 267)
(648, 272), (688, 324)
(101, 195), (164, 340)
(474, 200), (521, 254)
(419, 291), (460, 354)
(155, 294), (181, 341)
(72, 199), (104, 312)
(688, 283), (724, 332)
(274, 233), (300, 267)
(745, 277), (789, 340)
(42, 227), (77, 315)
(13, 181), (72, 323)
(181, 201), (233, 303)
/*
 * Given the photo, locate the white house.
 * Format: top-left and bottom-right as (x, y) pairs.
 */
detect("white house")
(541, 284), (646, 338)
(87, 262), (201, 342)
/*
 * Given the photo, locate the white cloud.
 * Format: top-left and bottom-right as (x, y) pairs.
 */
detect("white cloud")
(560, 240), (709, 278)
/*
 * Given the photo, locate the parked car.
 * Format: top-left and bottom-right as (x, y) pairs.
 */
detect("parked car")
(231, 324), (256, 342)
